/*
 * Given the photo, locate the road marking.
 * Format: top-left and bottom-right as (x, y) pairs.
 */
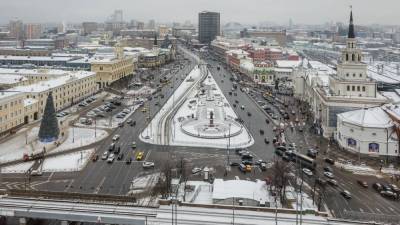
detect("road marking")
(47, 172), (54, 182)
(144, 150), (152, 161)
(376, 208), (381, 213)
(359, 208), (364, 212)
(94, 177), (106, 194)
(64, 179), (74, 192)
(388, 207), (395, 212)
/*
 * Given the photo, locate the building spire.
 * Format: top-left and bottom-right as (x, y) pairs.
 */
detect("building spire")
(348, 6), (355, 38)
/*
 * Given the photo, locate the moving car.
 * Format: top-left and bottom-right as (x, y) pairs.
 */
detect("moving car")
(117, 153), (124, 160)
(102, 151), (108, 160)
(324, 158), (335, 165)
(136, 151), (144, 161)
(112, 135), (120, 141)
(131, 141), (137, 148)
(327, 179), (337, 186)
(341, 190), (352, 199)
(142, 161), (155, 168)
(107, 153), (115, 163)
(125, 157), (132, 164)
(264, 138), (270, 144)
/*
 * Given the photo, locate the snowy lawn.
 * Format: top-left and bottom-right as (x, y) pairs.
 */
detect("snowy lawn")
(1, 161), (34, 173)
(41, 149), (94, 172)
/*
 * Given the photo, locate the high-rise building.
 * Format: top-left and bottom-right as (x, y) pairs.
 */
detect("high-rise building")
(147, 20), (155, 29)
(82, 22), (98, 35)
(111, 10), (123, 22)
(9, 19), (24, 40)
(198, 11), (220, 44)
(24, 23), (42, 39)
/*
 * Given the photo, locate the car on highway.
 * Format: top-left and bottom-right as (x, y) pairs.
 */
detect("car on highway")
(302, 168), (313, 177)
(112, 135), (120, 141)
(240, 105), (245, 110)
(109, 143), (115, 151)
(230, 162), (239, 167)
(324, 172), (334, 179)
(107, 153), (115, 163)
(125, 157), (132, 164)
(118, 122), (124, 127)
(265, 119), (270, 124)
(127, 119), (133, 124)
(235, 100), (239, 104)
(341, 190), (352, 199)
(101, 151), (108, 160)
(136, 151), (144, 161)
(389, 184), (400, 193)
(357, 180), (368, 188)
(259, 129), (264, 135)
(264, 138), (270, 144)
(143, 161), (155, 168)
(192, 167), (202, 174)
(233, 104), (236, 108)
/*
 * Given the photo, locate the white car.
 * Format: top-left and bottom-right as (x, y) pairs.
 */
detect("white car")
(107, 153), (115, 163)
(101, 151), (108, 160)
(324, 171), (334, 179)
(112, 135), (120, 141)
(192, 167), (202, 174)
(142, 161), (155, 168)
(302, 168), (313, 177)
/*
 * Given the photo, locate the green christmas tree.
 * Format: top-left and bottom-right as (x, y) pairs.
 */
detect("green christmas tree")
(38, 91), (60, 142)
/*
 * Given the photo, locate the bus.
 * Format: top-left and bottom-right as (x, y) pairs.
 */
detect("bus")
(291, 152), (316, 170)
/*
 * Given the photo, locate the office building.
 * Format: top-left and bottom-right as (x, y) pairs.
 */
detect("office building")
(198, 11), (220, 44)
(24, 23), (42, 39)
(9, 19), (24, 40)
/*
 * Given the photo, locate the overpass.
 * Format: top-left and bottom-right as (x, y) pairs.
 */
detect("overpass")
(0, 195), (374, 225)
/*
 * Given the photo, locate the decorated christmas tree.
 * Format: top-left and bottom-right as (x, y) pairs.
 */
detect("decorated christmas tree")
(38, 92), (60, 142)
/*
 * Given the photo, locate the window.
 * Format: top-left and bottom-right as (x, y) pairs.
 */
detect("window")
(362, 86), (366, 91)
(347, 85), (350, 91)
(357, 86), (360, 91)
(352, 86), (355, 91)
(346, 73), (349, 77)
(359, 73), (362, 77)
(346, 54), (349, 61)
(352, 54), (355, 61)
(353, 73), (356, 77)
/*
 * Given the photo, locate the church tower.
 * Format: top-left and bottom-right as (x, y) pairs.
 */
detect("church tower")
(330, 9), (377, 98)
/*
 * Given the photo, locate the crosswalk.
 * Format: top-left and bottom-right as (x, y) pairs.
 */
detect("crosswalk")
(1, 179), (71, 190)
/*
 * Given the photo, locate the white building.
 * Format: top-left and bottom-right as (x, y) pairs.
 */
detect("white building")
(337, 106), (399, 157)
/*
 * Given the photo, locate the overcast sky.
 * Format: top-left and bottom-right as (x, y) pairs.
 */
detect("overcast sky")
(0, 0), (398, 25)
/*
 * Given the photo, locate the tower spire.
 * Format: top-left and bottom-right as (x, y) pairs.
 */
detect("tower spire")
(348, 6), (355, 38)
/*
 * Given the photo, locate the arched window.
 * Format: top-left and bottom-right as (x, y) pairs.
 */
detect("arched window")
(362, 86), (365, 91)
(346, 54), (349, 61)
(352, 54), (355, 61)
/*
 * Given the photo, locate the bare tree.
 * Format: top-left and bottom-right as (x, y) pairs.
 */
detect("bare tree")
(271, 158), (294, 205)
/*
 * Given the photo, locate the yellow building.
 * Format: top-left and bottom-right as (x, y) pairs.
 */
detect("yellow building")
(0, 92), (25, 135)
(0, 74), (30, 89)
(91, 45), (136, 88)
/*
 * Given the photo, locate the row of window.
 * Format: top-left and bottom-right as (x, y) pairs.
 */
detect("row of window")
(346, 85), (366, 92)
(0, 99), (22, 110)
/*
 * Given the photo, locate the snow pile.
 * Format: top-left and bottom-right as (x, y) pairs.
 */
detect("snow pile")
(128, 173), (160, 195)
(335, 161), (377, 175)
(41, 149), (94, 172)
(126, 86), (155, 96)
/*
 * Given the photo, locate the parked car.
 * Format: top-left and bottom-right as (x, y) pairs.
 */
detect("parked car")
(389, 184), (400, 193)
(131, 141), (137, 148)
(302, 168), (313, 177)
(323, 166), (333, 173)
(373, 182), (383, 192)
(323, 172), (334, 179)
(324, 158), (335, 165)
(327, 179), (338, 186)
(108, 143), (115, 151)
(380, 190), (396, 200)
(264, 138), (270, 144)
(92, 154), (99, 162)
(259, 129), (264, 135)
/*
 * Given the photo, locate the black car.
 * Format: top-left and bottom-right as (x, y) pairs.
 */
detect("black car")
(324, 158), (335, 165)
(323, 166), (333, 173)
(230, 162), (239, 167)
(125, 157), (132, 164)
(115, 146), (121, 154)
(264, 138), (270, 144)
(259, 129), (264, 135)
(373, 182), (383, 192)
(117, 153), (124, 160)
(275, 149), (284, 156)
(247, 112), (252, 116)
(242, 160), (253, 165)
(341, 190), (352, 199)
(265, 119), (270, 124)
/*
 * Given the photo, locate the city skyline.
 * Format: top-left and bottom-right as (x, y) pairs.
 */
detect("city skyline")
(1, 0), (399, 26)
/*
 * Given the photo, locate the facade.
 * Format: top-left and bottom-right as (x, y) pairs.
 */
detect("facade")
(294, 11), (388, 138)
(226, 49), (251, 71)
(9, 19), (24, 39)
(0, 74), (29, 89)
(198, 11), (220, 44)
(0, 92), (26, 135)
(91, 47), (136, 88)
(82, 22), (98, 35)
(336, 106), (399, 158)
(24, 23), (42, 39)
(24, 39), (55, 49)
(0, 47), (50, 56)
(240, 30), (287, 46)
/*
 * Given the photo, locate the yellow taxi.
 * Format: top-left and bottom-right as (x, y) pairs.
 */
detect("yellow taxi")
(136, 151), (144, 161)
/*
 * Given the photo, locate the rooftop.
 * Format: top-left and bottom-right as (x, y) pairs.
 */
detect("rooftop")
(339, 106), (393, 128)
(213, 179), (269, 203)
(0, 74), (28, 84)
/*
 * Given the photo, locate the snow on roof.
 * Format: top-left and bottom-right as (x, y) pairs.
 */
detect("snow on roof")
(338, 107), (393, 128)
(226, 49), (249, 56)
(308, 61), (336, 75)
(0, 55), (74, 62)
(0, 68), (69, 76)
(8, 71), (95, 93)
(0, 74), (27, 84)
(381, 92), (400, 104)
(212, 179), (269, 203)
(367, 61), (400, 84)
(275, 60), (301, 68)
(240, 61), (254, 72)
(274, 68), (293, 73)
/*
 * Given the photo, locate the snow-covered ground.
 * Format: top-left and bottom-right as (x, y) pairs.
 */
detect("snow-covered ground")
(52, 127), (108, 153)
(1, 161), (34, 173)
(0, 126), (107, 164)
(140, 66), (204, 144)
(140, 65), (254, 149)
(128, 173), (160, 195)
(41, 149), (94, 172)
